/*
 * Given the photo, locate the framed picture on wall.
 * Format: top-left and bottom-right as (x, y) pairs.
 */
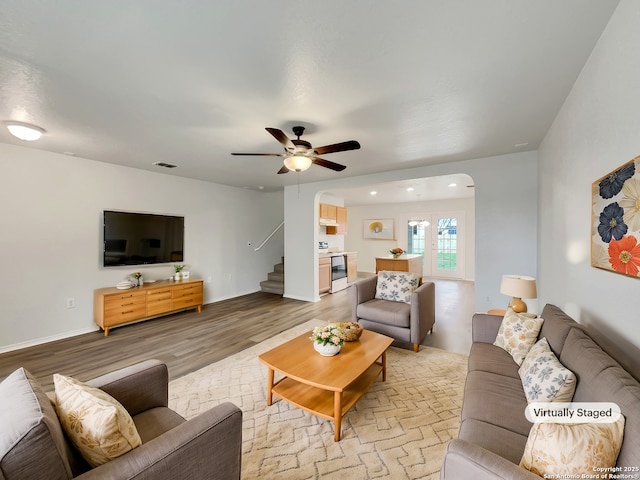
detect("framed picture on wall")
(591, 155), (640, 278)
(363, 218), (395, 240)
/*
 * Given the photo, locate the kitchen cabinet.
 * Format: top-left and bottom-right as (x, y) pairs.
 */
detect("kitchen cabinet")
(346, 252), (358, 282)
(326, 206), (347, 235)
(319, 257), (331, 294)
(319, 203), (337, 221)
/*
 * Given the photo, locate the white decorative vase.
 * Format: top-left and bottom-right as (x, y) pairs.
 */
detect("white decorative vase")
(174, 272), (181, 281)
(313, 341), (341, 356)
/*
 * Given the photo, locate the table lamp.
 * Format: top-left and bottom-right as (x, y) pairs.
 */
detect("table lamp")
(500, 275), (537, 313)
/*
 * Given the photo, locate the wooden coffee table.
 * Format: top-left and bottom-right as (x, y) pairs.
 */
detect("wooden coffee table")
(258, 328), (393, 441)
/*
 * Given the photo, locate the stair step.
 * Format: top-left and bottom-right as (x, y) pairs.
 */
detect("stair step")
(260, 279), (284, 295)
(274, 263), (284, 273)
(268, 271), (284, 282)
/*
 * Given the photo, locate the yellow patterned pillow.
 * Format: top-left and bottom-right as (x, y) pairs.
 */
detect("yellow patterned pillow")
(519, 416), (625, 476)
(493, 308), (544, 365)
(53, 373), (142, 467)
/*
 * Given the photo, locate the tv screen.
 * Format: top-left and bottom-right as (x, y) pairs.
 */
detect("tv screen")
(103, 210), (184, 267)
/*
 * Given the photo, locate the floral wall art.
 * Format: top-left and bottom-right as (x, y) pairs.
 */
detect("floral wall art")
(592, 155), (640, 278)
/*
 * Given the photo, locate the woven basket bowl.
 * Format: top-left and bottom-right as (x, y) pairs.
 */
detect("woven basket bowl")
(339, 322), (363, 342)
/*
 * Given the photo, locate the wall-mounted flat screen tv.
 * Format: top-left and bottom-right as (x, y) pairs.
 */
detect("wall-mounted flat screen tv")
(103, 210), (184, 267)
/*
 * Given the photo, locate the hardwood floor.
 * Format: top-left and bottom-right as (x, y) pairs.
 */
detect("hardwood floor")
(0, 279), (474, 390)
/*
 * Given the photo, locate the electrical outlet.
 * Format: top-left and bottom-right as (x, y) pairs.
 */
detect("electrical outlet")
(228, 274), (232, 281)
(206, 276), (212, 283)
(66, 298), (76, 309)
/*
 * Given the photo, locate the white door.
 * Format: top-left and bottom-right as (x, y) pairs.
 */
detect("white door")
(405, 211), (464, 279)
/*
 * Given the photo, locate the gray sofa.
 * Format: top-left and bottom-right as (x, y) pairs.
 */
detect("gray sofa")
(350, 275), (435, 352)
(0, 359), (242, 479)
(440, 304), (640, 479)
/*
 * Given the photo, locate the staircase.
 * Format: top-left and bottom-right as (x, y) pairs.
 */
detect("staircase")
(260, 257), (284, 295)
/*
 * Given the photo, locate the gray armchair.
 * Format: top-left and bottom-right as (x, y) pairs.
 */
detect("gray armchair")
(349, 275), (435, 352)
(0, 359), (242, 479)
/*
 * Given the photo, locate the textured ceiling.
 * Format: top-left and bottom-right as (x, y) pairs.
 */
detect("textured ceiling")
(0, 1), (619, 196)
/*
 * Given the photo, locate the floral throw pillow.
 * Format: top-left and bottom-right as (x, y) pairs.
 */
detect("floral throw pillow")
(493, 308), (544, 365)
(375, 271), (420, 304)
(518, 337), (576, 403)
(520, 415), (625, 476)
(54, 373), (142, 467)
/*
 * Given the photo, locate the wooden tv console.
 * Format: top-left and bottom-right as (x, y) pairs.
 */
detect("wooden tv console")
(94, 278), (204, 336)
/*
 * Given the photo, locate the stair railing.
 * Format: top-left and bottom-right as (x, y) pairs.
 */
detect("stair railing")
(254, 221), (284, 251)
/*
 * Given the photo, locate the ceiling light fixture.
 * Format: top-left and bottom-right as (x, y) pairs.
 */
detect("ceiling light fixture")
(448, 183), (457, 187)
(409, 219), (430, 227)
(406, 187), (414, 192)
(4, 121), (45, 141)
(283, 155), (312, 172)
(370, 191), (377, 196)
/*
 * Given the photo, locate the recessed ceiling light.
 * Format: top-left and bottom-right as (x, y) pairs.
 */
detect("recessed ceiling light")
(448, 183), (457, 187)
(370, 191), (377, 196)
(515, 142), (529, 148)
(4, 121), (45, 141)
(406, 187), (414, 192)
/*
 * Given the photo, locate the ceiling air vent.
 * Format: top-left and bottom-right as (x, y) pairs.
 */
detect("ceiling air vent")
(153, 161), (177, 168)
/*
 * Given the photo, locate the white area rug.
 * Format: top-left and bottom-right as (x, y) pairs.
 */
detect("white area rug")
(169, 320), (467, 479)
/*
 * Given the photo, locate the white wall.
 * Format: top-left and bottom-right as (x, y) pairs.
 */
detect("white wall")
(0, 143), (284, 351)
(538, 0), (640, 353)
(344, 197), (475, 280)
(284, 151), (538, 311)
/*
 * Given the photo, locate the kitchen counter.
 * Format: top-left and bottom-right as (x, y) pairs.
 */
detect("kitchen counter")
(318, 250), (358, 258)
(375, 254), (422, 260)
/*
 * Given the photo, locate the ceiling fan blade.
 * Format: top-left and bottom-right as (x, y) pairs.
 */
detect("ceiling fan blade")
(277, 165), (290, 174)
(230, 152), (284, 156)
(313, 140), (360, 155)
(312, 157), (346, 171)
(266, 128), (295, 151)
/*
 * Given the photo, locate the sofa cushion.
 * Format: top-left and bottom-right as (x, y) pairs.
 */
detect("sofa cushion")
(467, 342), (520, 379)
(356, 298), (411, 327)
(54, 373), (142, 467)
(559, 328), (640, 469)
(518, 338), (576, 403)
(519, 415), (625, 476)
(0, 368), (72, 480)
(458, 418), (529, 465)
(493, 309), (544, 365)
(374, 270), (420, 304)
(461, 371), (532, 437)
(538, 304), (580, 356)
(133, 407), (185, 443)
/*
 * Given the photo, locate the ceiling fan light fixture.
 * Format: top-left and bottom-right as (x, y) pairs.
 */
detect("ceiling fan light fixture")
(4, 121), (45, 141)
(284, 155), (312, 172)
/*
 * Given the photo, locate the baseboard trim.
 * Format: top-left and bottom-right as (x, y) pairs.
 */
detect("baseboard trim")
(0, 326), (100, 354)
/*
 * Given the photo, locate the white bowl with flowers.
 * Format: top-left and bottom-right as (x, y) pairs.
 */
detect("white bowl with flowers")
(309, 323), (346, 356)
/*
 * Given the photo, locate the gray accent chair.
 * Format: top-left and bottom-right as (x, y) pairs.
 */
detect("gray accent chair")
(349, 275), (435, 352)
(0, 359), (242, 479)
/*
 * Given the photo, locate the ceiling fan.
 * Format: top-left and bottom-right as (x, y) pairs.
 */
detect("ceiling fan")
(231, 126), (360, 174)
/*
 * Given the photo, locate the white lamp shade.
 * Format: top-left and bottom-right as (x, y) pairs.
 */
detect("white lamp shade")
(283, 155), (312, 172)
(500, 275), (537, 299)
(5, 122), (45, 141)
